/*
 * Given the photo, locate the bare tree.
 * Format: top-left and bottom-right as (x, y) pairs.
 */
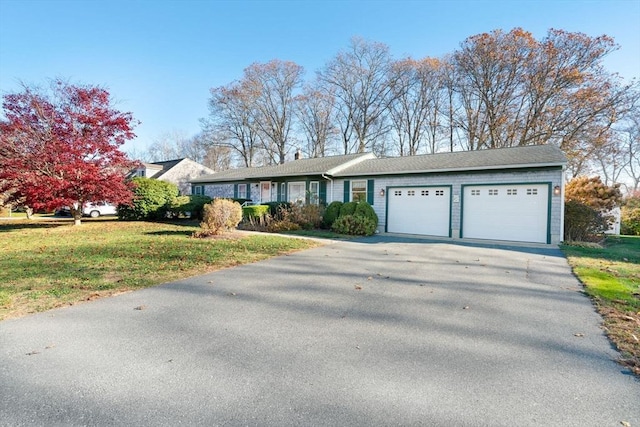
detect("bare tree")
(204, 82), (263, 167)
(145, 130), (188, 161)
(295, 82), (338, 157)
(318, 37), (395, 154)
(389, 57), (446, 155)
(242, 60), (304, 164)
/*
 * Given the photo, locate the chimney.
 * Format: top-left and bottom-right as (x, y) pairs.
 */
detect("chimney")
(294, 149), (302, 160)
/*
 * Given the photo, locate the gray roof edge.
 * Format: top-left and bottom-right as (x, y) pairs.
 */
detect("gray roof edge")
(335, 162), (566, 177)
(325, 152), (377, 175)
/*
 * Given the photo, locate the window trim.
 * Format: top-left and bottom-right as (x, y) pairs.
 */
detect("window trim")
(351, 180), (367, 202)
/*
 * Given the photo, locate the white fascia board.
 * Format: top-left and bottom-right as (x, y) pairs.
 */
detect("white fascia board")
(334, 162), (566, 177)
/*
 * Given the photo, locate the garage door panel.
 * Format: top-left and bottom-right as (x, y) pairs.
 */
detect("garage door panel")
(387, 187), (450, 236)
(462, 184), (549, 243)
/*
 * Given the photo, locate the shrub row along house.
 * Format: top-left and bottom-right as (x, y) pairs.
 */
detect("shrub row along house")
(191, 145), (567, 244)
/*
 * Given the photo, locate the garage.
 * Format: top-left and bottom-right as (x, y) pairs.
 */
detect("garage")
(461, 183), (550, 243)
(387, 186), (451, 237)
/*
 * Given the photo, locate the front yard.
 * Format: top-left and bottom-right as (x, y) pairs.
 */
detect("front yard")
(562, 236), (640, 375)
(0, 219), (319, 320)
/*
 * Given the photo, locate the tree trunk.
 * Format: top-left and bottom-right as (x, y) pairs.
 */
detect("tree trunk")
(25, 207), (33, 220)
(71, 206), (82, 226)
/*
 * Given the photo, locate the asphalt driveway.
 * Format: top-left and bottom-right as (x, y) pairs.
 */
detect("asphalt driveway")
(1, 236), (638, 426)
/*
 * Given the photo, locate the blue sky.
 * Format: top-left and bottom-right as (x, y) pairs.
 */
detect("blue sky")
(1, 0), (639, 155)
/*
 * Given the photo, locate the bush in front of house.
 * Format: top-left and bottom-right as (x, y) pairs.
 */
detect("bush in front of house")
(266, 219), (301, 233)
(323, 201), (343, 228)
(263, 201), (292, 220)
(564, 176), (622, 241)
(564, 200), (609, 242)
(242, 204), (270, 219)
(354, 201), (378, 224)
(168, 195), (212, 219)
(195, 199), (243, 236)
(117, 177), (179, 220)
(339, 201), (357, 217)
(331, 214), (377, 236)
(621, 194), (640, 235)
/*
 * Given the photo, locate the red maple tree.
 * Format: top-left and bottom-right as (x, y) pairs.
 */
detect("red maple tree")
(0, 79), (139, 225)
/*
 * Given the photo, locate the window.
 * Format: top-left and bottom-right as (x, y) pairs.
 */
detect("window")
(394, 190), (402, 196)
(435, 190), (444, 196)
(507, 189), (517, 196)
(309, 181), (319, 204)
(237, 184), (247, 199)
(288, 182), (306, 203)
(488, 189), (499, 196)
(193, 185), (204, 195)
(351, 180), (367, 202)
(407, 190), (415, 196)
(136, 169), (146, 177)
(471, 189), (480, 196)
(527, 188), (538, 195)
(421, 190), (429, 196)
(280, 183), (286, 201)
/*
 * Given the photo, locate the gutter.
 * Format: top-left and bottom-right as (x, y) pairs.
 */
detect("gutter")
(322, 174), (333, 203)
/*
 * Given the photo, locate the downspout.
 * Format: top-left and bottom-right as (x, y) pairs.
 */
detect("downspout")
(322, 174), (333, 203)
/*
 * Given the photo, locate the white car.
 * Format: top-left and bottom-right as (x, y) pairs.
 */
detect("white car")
(83, 202), (117, 218)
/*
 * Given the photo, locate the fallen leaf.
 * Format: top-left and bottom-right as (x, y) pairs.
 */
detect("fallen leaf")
(574, 333), (585, 337)
(26, 351), (39, 356)
(463, 306), (470, 310)
(134, 305), (146, 311)
(355, 285), (363, 290)
(227, 292), (237, 296)
(367, 276), (372, 280)
(620, 421), (630, 427)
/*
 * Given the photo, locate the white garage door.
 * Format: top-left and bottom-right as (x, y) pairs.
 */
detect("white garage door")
(462, 184), (549, 243)
(387, 187), (450, 236)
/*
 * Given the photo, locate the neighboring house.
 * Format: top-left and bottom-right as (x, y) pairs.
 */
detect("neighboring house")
(133, 158), (215, 195)
(191, 145), (567, 245)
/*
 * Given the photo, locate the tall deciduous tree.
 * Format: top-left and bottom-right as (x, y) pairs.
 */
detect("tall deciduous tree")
(295, 83), (338, 157)
(0, 79), (138, 225)
(204, 82), (262, 167)
(318, 37), (395, 154)
(243, 59), (304, 164)
(389, 57), (445, 155)
(449, 28), (636, 174)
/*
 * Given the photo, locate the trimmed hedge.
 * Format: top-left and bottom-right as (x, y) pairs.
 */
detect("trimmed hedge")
(243, 204), (269, 219)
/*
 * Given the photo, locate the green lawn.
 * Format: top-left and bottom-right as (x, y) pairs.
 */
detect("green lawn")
(0, 219), (319, 320)
(561, 236), (640, 375)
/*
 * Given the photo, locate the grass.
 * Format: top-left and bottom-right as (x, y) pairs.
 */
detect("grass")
(0, 219), (319, 320)
(561, 236), (640, 375)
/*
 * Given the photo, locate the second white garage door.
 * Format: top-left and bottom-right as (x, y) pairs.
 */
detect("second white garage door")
(462, 183), (550, 243)
(387, 186), (451, 236)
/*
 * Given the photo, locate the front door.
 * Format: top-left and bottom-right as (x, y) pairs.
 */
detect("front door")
(260, 182), (271, 203)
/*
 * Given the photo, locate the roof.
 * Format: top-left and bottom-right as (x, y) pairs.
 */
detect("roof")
(190, 145), (566, 184)
(149, 159), (185, 178)
(191, 152), (375, 183)
(336, 144), (566, 177)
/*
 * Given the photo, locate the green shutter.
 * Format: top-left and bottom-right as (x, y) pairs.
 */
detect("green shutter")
(233, 184), (238, 199)
(319, 181), (327, 205)
(343, 180), (350, 203)
(246, 184), (251, 200)
(367, 179), (374, 205)
(276, 182), (281, 201)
